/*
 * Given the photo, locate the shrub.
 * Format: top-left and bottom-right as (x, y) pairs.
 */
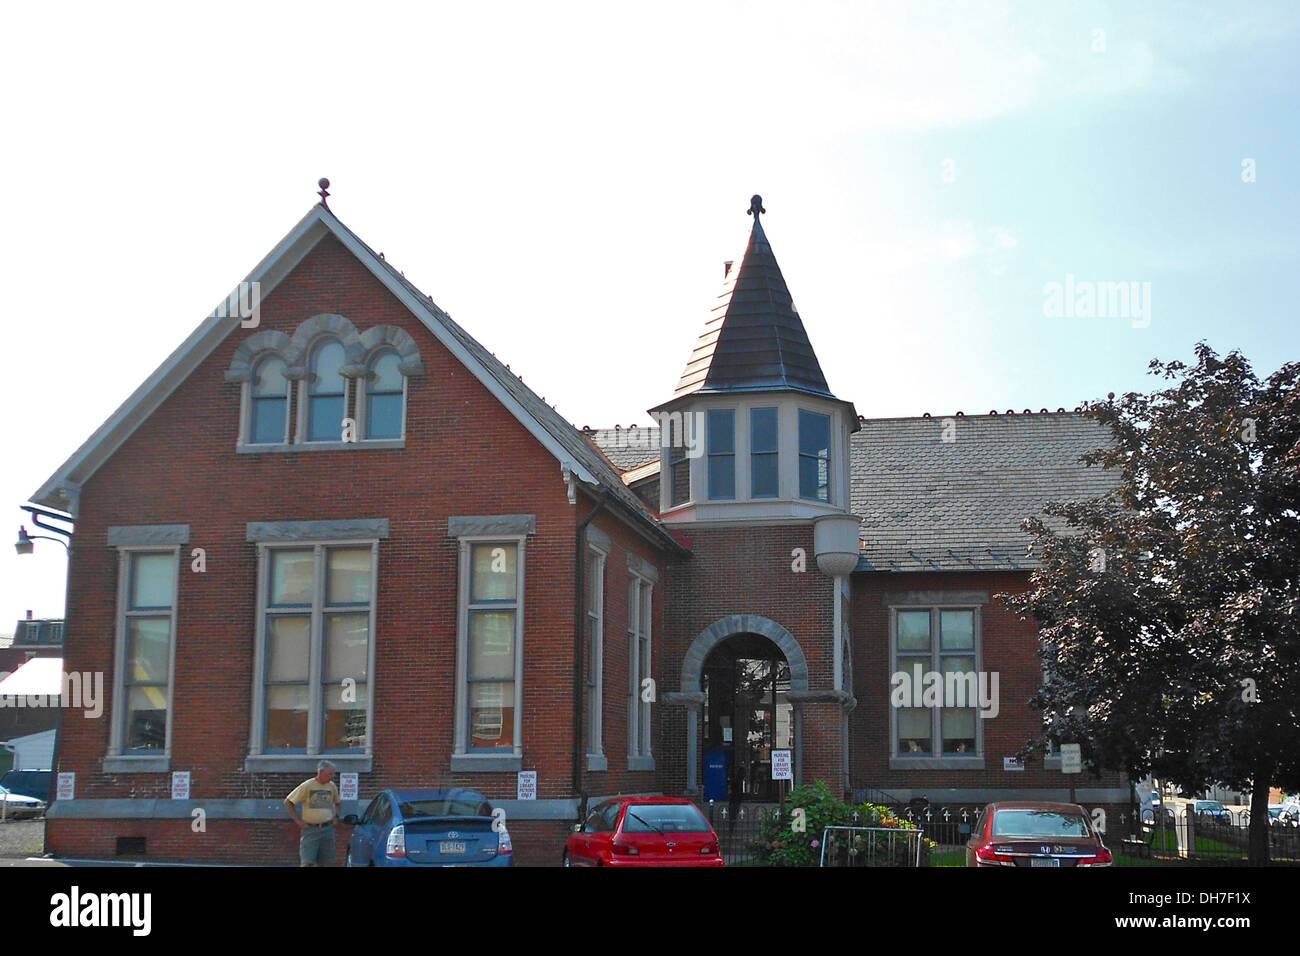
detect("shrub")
(752, 780), (935, 867)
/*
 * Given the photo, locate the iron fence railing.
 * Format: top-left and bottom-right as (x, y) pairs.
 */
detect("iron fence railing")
(819, 825), (924, 867)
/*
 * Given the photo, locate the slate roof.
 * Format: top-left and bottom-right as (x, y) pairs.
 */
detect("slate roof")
(675, 199), (834, 399)
(583, 426), (661, 472)
(852, 413), (1118, 572)
(588, 411), (1118, 571)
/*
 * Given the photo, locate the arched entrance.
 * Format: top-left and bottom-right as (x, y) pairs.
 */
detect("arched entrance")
(702, 634), (792, 802)
(677, 615), (809, 796)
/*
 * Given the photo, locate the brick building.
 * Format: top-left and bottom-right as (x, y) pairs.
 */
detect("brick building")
(28, 191), (1130, 865)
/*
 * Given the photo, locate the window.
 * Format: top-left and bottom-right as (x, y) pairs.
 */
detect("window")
(586, 547), (605, 759)
(707, 409), (735, 500)
(668, 416), (691, 507)
(798, 409), (831, 501)
(893, 607), (978, 757)
(259, 544), (374, 754)
(362, 349), (404, 440)
(304, 339), (347, 442)
(463, 541), (522, 752)
(750, 407), (779, 498)
(119, 551), (177, 753)
(628, 575), (653, 760)
(249, 355), (290, 444)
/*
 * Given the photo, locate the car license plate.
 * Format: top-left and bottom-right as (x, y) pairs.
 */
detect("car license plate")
(1030, 857), (1059, 867)
(439, 841), (467, 854)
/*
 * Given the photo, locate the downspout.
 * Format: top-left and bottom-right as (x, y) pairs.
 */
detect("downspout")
(573, 489), (610, 823)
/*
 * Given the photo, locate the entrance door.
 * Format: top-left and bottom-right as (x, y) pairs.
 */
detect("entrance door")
(701, 634), (793, 802)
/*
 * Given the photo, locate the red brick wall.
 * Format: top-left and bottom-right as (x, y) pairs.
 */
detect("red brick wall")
(849, 570), (1128, 796)
(48, 234), (669, 864)
(659, 524), (842, 792)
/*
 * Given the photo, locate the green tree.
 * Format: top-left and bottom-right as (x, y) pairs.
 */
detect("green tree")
(1002, 344), (1300, 863)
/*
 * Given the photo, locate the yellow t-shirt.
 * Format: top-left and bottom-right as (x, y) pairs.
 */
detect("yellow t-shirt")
(287, 778), (340, 825)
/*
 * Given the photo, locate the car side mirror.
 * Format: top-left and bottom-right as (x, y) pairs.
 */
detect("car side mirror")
(342, 814), (360, 825)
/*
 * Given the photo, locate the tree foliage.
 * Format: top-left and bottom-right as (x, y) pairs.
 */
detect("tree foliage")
(1001, 343), (1300, 862)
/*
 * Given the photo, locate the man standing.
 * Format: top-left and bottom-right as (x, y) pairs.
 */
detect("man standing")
(285, 760), (341, 867)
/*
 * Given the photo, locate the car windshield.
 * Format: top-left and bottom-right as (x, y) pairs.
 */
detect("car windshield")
(992, 809), (1092, 838)
(621, 804), (711, 834)
(1197, 802), (1224, 811)
(398, 799), (490, 818)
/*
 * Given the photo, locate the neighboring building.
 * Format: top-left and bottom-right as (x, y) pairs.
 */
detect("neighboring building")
(28, 191), (1129, 864)
(0, 615), (64, 750)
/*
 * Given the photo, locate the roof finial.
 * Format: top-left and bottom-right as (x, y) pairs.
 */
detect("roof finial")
(748, 194), (765, 219)
(318, 177), (331, 208)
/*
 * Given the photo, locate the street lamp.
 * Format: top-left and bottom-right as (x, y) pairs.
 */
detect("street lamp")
(14, 525), (69, 555)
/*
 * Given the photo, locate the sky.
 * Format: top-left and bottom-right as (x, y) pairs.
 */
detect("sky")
(2, 0), (1297, 625)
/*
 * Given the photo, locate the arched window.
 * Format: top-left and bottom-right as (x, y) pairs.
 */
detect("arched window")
(249, 355), (289, 445)
(363, 349), (404, 440)
(305, 339), (346, 442)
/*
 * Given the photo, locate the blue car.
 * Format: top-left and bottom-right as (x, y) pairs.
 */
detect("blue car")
(343, 788), (513, 867)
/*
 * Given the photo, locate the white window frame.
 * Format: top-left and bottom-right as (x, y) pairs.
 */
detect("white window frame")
(107, 546), (180, 765)
(453, 535), (527, 766)
(357, 347), (408, 442)
(798, 407), (832, 502)
(888, 603), (984, 769)
(627, 572), (654, 767)
(586, 545), (607, 763)
(296, 337), (352, 445)
(240, 354), (293, 447)
(248, 540), (379, 759)
(706, 407), (737, 501)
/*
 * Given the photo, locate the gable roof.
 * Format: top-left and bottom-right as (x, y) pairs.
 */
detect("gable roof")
(587, 411), (1118, 572)
(31, 204), (684, 554)
(675, 198), (834, 399)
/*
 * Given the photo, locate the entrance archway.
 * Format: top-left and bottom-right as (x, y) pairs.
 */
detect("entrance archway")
(678, 615), (809, 795)
(702, 634), (792, 802)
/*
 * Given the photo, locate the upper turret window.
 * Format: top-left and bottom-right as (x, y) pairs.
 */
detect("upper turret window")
(706, 409), (735, 500)
(750, 407), (779, 498)
(799, 410), (831, 501)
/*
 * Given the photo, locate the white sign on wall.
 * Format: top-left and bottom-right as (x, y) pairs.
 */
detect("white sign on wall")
(517, 770), (537, 801)
(771, 750), (793, 781)
(171, 771), (190, 800)
(1060, 743), (1082, 774)
(56, 772), (75, 800)
(339, 773), (358, 801)
(1003, 757), (1024, 772)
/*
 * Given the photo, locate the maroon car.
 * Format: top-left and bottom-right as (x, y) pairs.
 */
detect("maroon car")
(966, 801), (1112, 867)
(563, 797), (724, 867)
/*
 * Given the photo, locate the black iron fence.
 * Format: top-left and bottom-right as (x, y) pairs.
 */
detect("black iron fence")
(703, 801), (779, 866)
(1139, 807), (1300, 864)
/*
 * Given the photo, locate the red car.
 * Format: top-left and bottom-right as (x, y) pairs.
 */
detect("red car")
(966, 801), (1113, 867)
(563, 797), (724, 867)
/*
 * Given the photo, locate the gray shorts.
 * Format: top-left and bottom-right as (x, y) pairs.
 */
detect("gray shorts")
(299, 823), (335, 865)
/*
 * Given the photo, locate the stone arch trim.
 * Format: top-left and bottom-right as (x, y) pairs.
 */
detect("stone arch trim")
(680, 614), (809, 694)
(224, 330), (293, 383)
(348, 324), (425, 377)
(287, 313), (365, 379)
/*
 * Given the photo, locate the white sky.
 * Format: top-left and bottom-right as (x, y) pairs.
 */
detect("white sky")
(2, 1), (1296, 624)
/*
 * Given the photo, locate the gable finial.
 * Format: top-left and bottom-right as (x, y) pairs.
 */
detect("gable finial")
(748, 194), (765, 219)
(318, 177), (331, 208)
